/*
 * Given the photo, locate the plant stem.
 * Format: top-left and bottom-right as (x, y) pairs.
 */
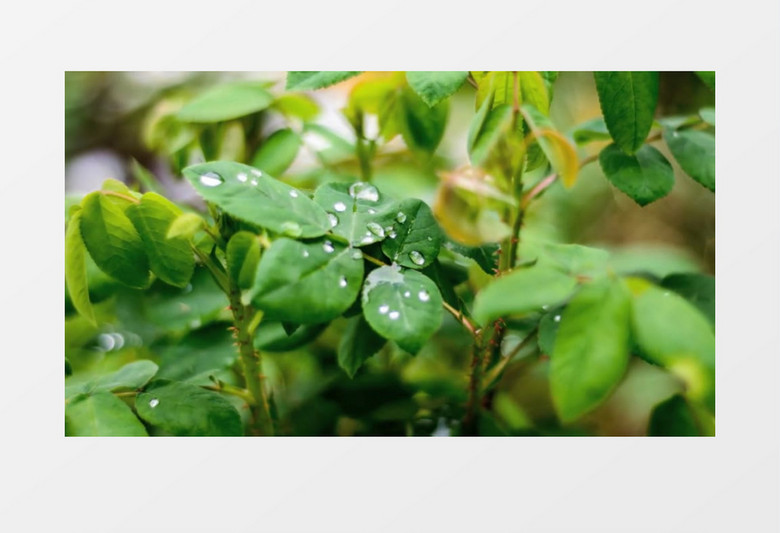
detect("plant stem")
(462, 342), (484, 435)
(227, 283), (274, 436)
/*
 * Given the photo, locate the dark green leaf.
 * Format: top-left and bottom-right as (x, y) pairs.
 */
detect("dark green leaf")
(183, 161), (331, 238)
(177, 81), (273, 123)
(381, 198), (442, 269)
(156, 326), (238, 383)
(66, 392), (148, 436)
(361, 265), (443, 354)
(126, 193), (195, 288)
(312, 182), (396, 247)
(661, 273), (715, 326)
(80, 192), (150, 289)
(136, 380), (243, 436)
(599, 143), (674, 206)
(65, 210), (96, 325)
(648, 394), (702, 436)
(254, 321), (328, 352)
(537, 309), (562, 355)
(250, 238), (364, 324)
(226, 231), (260, 290)
(399, 87), (448, 153)
(695, 71), (715, 92)
(251, 128), (302, 176)
(663, 128), (715, 191)
(550, 278), (631, 422)
(593, 71), (659, 154)
(443, 239), (499, 274)
(286, 71), (361, 91)
(406, 71), (468, 107)
(472, 265), (578, 326)
(338, 315), (387, 377)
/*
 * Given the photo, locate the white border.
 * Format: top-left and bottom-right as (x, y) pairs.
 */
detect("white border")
(1, 1), (779, 531)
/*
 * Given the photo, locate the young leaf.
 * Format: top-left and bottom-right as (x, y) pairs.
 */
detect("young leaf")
(338, 315), (387, 377)
(65, 210), (96, 325)
(226, 231), (261, 290)
(126, 193), (195, 288)
(79, 192), (151, 289)
(250, 238), (364, 324)
(593, 71), (659, 154)
(183, 161), (331, 238)
(92, 360), (159, 392)
(286, 71), (361, 91)
(361, 265), (443, 354)
(136, 380), (243, 436)
(663, 129), (715, 192)
(66, 392), (148, 436)
(399, 87), (448, 154)
(550, 278), (631, 422)
(599, 143), (674, 206)
(468, 102), (513, 167)
(661, 273), (715, 326)
(381, 198), (443, 269)
(406, 71), (468, 107)
(312, 182), (396, 247)
(251, 128), (302, 176)
(472, 265), (578, 326)
(271, 93), (320, 120)
(522, 104), (579, 187)
(167, 212), (204, 239)
(648, 394), (705, 436)
(177, 81), (273, 123)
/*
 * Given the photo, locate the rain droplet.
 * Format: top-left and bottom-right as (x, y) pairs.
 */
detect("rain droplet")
(97, 333), (116, 352)
(388, 229), (397, 239)
(198, 171), (223, 187)
(366, 222), (385, 238)
(349, 182), (379, 202)
(388, 310), (400, 320)
(327, 213), (339, 227)
(384, 226), (394, 235)
(302, 250), (310, 258)
(396, 212), (407, 223)
(149, 398), (159, 408)
(361, 236), (374, 245)
(189, 318), (202, 329)
(554, 315), (561, 322)
(334, 201), (347, 212)
(323, 241), (335, 254)
(403, 291), (411, 298)
(418, 290), (430, 302)
(237, 172), (248, 183)
(251, 168), (263, 177)
(351, 249), (363, 260)
(281, 221), (302, 237)
(289, 190), (299, 198)
(250, 179), (258, 186)
(368, 208), (377, 214)
(339, 276), (348, 288)
(409, 250), (425, 266)
(427, 236), (433, 241)
(379, 304), (390, 314)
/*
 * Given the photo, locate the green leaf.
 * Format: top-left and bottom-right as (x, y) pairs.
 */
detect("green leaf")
(338, 315), (387, 377)
(537, 309), (562, 355)
(399, 87), (448, 153)
(250, 238), (364, 324)
(286, 71), (361, 91)
(663, 128), (715, 192)
(226, 231), (260, 290)
(183, 161), (331, 238)
(251, 128), (302, 176)
(531, 241), (611, 278)
(468, 102), (513, 167)
(271, 93), (320, 120)
(156, 326), (238, 382)
(381, 198), (443, 269)
(126, 193), (195, 288)
(136, 380), (243, 436)
(661, 273), (715, 326)
(406, 71), (468, 107)
(312, 182), (396, 247)
(593, 71), (659, 154)
(254, 321), (328, 352)
(167, 212), (204, 239)
(550, 278), (631, 422)
(572, 117), (611, 144)
(130, 158), (163, 194)
(301, 123), (356, 164)
(648, 394), (703, 436)
(699, 107), (715, 126)
(472, 265), (578, 326)
(93, 360), (159, 393)
(177, 81), (274, 123)
(361, 265), (443, 354)
(66, 392), (148, 436)
(79, 192), (150, 289)
(522, 104), (579, 187)
(599, 143), (674, 206)
(65, 210), (96, 325)
(443, 239), (499, 274)
(695, 71), (715, 92)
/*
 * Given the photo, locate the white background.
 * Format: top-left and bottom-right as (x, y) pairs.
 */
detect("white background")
(0, 0), (778, 531)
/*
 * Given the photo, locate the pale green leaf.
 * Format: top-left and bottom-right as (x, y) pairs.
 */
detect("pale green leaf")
(251, 128), (302, 176)
(286, 71), (361, 91)
(406, 71), (468, 107)
(177, 81), (274, 123)
(66, 392), (148, 436)
(65, 210), (96, 325)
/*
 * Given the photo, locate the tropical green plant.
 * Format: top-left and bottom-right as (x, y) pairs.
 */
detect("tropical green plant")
(65, 71), (715, 436)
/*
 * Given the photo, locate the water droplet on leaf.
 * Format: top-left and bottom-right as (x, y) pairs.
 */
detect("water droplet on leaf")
(368, 208), (377, 214)
(418, 290), (430, 302)
(396, 212), (407, 223)
(250, 179), (258, 186)
(149, 398), (159, 408)
(554, 315), (561, 322)
(409, 250), (425, 266)
(289, 190), (299, 198)
(349, 182), (379, 202)
(388, 310), (400, 320)
(339, 276), (348, 288)
(302, 250), (309, 258)
(281, 221), (302, 237)
(198, 171), (223, 187)
(323, 241), (335, 254)
(237, 172), (248, 183)
(351, 249), (363, 260)
(379, 304), (389, 314)
(327, 213), (339, 227)
(403, 291), (411, 298)
(334, 201), (347, 212)
(366, 222), (385, 238)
